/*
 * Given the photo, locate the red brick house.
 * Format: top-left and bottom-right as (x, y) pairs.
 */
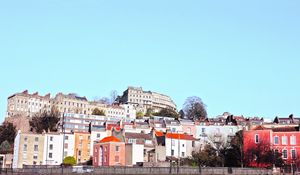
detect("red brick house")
(244, 126), (300, 168)
(93, 136), (125, 166)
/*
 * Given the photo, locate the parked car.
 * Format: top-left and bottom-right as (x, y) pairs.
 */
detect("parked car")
(72, 166), (94, 173)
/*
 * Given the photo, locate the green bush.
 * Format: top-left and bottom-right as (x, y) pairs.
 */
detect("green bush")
(63, 156), (76, 166)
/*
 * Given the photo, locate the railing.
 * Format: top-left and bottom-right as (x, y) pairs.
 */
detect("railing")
(0, 166), (274, 175)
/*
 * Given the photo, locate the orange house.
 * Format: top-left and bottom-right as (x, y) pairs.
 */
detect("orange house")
(93, 136), (125, 166)
(74, 132), (91, 164)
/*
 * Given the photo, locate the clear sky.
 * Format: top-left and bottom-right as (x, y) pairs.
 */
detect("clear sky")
(0, 0), (299, 122)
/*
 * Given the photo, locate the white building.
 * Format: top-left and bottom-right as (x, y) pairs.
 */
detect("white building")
(117, 86), (177, 113)
(7, 90), (52, 118)
(165, 133), (197, 159)
(105, 105), (126, 119)
(125, 143), (144, 166)
(62, 113), (118, 133)
(195, 124), (242, 144)
(63, 133), (75, 158)
(43, 133), (63, 165)
(90, 130), (107, 156)
(120, 104), (136, 120)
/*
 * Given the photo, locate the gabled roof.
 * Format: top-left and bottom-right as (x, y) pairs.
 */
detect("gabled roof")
(155, 131), (164, 137)
(166, 133), (196, 141)
(272, 127), (299, 132)
(100, 136), (121, 143)
(252, 125), (300, 132)
(125, 132), (152, 140)
(252, 125), (268, 130)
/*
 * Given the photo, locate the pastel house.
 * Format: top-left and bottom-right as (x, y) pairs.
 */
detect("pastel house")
(93, 136), (125, 166)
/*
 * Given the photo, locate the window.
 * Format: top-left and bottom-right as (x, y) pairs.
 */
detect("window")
(283, 150), (288, 159)
(24, 137), (28, 142)
(282, 136), (287, 145)
(116, 146), (120, 152)
(33, 155), (38, 160)
(201, 128), (206, 133)
(292, 150), (296, 159)
(229, 128), (233, 133)
(192, 141), (195, 147)
(115, 156), (119, 163)
(187, 127), (191, 134)
(290, 135), (296, 145)
(23, 144), (27, 151)
(64, 151), (68, 157)
(274, 136), (279, 144)
(35, 137), (39, 142)
(182, 144), (185, 147)
(171, 149), (174, 156)
(181, 152), (185, 157)
(78, 150), (82, 156)
(64, 143), (68, 149)
(171, 140), (175, 146)
(104, 156), (107, 163)
(79, 136), (83, 140)
(255, 134), (259, 143)
(49, 144), (53, 150)
(65, 135), (69, 140)
(97, 134), (101, 138)
(49, 153), (53, 158)
(34, 145), (38, 152)
(88, 136), (90, 140)
(50, 137), (53, 141)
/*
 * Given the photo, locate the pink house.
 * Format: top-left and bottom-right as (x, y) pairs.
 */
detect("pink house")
(93, 136), (125, 166)
(180, 120), (197, 138)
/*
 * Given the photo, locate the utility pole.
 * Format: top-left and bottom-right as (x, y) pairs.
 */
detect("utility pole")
(177, 131), (180, 174)
(61, 113), (65, 175)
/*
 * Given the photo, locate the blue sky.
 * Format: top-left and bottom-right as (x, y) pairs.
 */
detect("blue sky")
(0, 0), (299, 122)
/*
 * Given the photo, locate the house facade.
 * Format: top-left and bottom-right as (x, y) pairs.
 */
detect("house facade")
(93, 136), (125, 166)
(244, 126), (300, 167)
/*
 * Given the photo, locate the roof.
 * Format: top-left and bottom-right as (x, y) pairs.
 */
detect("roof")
(125, 132), (152, 140)
(252, 125), (300, 132)
(100, 136), (121, 143)
(155, 131), (165, 137)
(166, 133), (196, 141)
(252, 125), (268, 130)
(272, 127), (299, 132)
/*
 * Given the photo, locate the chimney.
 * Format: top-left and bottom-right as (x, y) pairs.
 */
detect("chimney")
(45, 93), (51, 98)
(33, 92), (38, 96)
(22, 90), (28, 94)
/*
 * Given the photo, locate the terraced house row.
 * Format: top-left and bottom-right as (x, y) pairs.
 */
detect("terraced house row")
(12, 112), (299, 168)
(6, 86), (176, 119)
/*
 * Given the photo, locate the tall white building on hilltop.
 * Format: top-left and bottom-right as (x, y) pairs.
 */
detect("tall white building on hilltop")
(116, 86), (177, 113)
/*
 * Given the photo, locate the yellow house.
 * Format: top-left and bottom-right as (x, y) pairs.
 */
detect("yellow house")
(13, 132), (45, 168)
(74, 132), (91, 164)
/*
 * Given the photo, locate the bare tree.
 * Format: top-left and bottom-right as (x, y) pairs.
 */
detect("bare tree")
(110, 90), (118, 104)
(183, 96), (207, 120)
(94, 97), (110, 104)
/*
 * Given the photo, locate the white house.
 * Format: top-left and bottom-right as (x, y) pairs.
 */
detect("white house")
(165, 133), (197, 159)
(120, 104), (136, 120)
(90, 130), (107, 156)
(195, 123), (242, 144)
(43, 133), (63, 165)
(125, 143), (144, 166)
(63, 133), (75, 158)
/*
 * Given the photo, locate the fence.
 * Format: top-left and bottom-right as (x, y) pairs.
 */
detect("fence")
(0, 167), (274, 175)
